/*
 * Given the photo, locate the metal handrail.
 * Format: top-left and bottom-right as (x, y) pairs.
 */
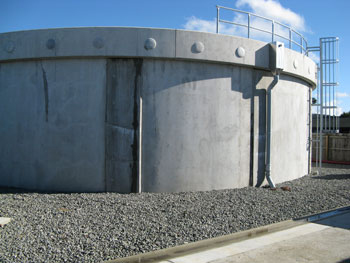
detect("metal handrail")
(216, 5), (308, 54)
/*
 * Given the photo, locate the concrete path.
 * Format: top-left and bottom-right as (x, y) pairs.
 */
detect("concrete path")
(106, 207), (350, 263)
(167, 212), (350, 263)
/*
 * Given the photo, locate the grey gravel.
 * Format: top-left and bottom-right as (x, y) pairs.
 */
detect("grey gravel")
(0, 167), (349, 262)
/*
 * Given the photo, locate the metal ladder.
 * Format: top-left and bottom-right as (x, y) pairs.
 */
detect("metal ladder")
(308, 37), (339, 170)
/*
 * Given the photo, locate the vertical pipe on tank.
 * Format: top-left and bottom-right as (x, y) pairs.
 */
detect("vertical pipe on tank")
(265, 74), (278, 189)
(308, 86), (313, 174)
(266, 41), (284, 189)
(138, 97), (143, 193)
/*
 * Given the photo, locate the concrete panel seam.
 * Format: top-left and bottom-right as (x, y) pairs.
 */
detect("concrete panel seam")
(40, 62), (49, 122)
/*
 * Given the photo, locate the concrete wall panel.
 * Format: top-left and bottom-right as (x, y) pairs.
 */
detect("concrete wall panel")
(271, 76), (310, 183)
(105, 59), (140, 193)
(0, 59), (106, 192)
(140, 60), (252, 192)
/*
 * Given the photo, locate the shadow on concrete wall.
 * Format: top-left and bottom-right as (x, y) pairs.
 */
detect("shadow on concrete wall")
(253, 46), (270, 187)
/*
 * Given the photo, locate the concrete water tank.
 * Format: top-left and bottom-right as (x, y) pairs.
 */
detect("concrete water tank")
(0, 27), (316, 193)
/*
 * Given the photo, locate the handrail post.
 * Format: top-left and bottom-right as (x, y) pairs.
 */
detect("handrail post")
(216, 6), (220, 34)
(305, 40), (308, 54)
(272, 21), (275, 42)
(289, 29), (292, 49)
(248, 14), (250, 38)
(300, 36), (303, 53)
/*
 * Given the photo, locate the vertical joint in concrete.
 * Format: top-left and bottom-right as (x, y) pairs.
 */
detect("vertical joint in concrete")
(131, 59), (143, 193)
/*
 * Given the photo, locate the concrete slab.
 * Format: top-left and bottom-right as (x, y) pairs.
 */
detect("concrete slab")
(210, 223), (350, 263)
(105, 208), (350, 263)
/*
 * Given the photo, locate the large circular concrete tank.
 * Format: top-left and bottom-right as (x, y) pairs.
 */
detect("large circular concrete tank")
(0, 27), (316, 193)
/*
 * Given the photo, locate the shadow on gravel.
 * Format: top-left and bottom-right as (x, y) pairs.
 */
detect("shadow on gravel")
(0, 186), (33, 194)
(312, 174), (350, 180)
(0, 186), (102, 195)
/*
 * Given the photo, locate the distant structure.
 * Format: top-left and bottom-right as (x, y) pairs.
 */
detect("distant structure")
(313, 115), (350, 133)
(340, 118), (350, 133)
(0, 8), (317, 193)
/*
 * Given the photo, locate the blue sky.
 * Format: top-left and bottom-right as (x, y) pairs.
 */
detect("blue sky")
(1, 0), (349, 114)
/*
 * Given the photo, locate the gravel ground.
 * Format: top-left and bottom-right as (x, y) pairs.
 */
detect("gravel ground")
(1, 167), (349, 263)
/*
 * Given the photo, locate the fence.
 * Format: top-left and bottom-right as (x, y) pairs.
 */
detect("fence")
(312, 133), (350, 163)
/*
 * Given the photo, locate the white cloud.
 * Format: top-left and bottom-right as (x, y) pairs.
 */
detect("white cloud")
(308, 52), (320, 64)
(337, 106), (344, 116)
(336, 92), (349, 98)
(236, 0), (306, 32)
(183, 16), (217, 33)
(183, 0), (307, 45)
(183, 16), (241, 36)
(327, 101), (343, 116)
(311, 107), (343, 116)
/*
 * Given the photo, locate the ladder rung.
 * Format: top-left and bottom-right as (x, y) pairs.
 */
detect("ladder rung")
(322, 106), (337, 109)
(321, 59), (339, 64)
(322, 82), (339, 86)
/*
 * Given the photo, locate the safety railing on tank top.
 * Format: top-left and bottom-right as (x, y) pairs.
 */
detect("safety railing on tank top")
(216, 5), (308, 54)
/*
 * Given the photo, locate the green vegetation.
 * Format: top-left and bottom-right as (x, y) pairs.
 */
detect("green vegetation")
(340, 111), (350, 118)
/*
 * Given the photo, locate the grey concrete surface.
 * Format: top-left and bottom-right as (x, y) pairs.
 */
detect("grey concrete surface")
(211, 227), (350, 263)
(0, 59), (106, 192)
(103, 58), (311, 192)
(0, 27), (316, 192)
(0, 27), (316, 84)
(105, 210), (350, 263)
(210, 211), (350, 263)
(105, 59), (142, 193)
(140, 60), (253, 192)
